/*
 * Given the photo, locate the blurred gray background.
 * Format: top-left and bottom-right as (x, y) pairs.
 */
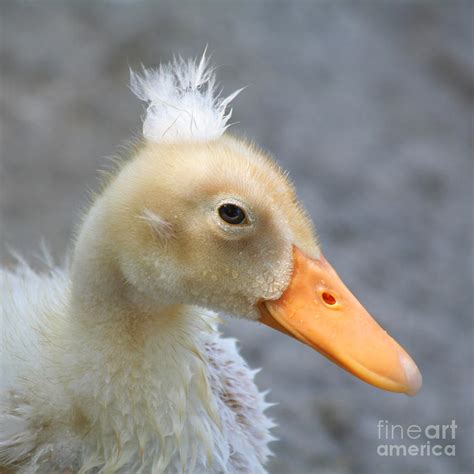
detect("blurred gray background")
(1, 1), (473, 473)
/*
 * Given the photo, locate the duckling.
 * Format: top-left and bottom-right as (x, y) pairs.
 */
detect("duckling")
(0, 54), (421, 473)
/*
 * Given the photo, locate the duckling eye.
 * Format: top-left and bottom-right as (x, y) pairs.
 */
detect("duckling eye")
(218, 204), (246, 225)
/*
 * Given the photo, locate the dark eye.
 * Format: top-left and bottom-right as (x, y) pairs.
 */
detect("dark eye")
(218, 203), (246, 225)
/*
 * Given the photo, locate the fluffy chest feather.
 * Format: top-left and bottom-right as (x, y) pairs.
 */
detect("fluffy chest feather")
(1, 291), (273, 473)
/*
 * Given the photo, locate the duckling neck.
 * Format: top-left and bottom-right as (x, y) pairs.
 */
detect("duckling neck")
(68, 227), (217, 383)
(65, 224), (222, 468)
(70, 199), (183, 327)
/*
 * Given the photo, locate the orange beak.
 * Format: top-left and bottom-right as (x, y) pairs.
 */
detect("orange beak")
(259, 246), (422, 396)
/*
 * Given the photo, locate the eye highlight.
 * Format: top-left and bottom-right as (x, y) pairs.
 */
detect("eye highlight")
(218, 203), (246, 225)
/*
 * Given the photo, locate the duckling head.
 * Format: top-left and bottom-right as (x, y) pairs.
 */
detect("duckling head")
(78, 55), (421, 396)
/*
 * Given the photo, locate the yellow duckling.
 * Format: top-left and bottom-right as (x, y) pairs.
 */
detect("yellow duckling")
(0, 54), (421, 473)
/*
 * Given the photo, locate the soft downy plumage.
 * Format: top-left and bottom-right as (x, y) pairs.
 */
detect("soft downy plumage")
(129, 54), (242, 143)
(0, 54), (278, 473)
(1, 256), (275, 473)
(0, 53), (421, 474)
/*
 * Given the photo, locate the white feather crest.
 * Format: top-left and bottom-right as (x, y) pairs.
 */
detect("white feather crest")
(130, 54), (243, 143)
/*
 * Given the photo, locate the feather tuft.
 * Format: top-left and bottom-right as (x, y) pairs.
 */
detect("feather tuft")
(130, 53), (243, 144)
(139, 209), (175, 242)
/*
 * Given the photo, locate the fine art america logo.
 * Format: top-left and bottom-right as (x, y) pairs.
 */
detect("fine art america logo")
(377, 420), (457, 457)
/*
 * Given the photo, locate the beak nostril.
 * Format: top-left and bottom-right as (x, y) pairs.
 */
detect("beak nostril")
(322, 292), (337, 306)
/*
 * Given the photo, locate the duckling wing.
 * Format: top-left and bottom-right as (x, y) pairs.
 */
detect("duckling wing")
(0, 260), (71, 468)
(1, 261), (69, 391)
(204, 336), (275, 474)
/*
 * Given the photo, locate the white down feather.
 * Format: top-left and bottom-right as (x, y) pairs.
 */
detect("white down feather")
(0, 259), (275, 473)
(130, 53), (242, 144)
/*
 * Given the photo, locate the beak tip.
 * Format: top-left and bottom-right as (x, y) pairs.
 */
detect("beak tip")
(400, 353), (422, 396)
